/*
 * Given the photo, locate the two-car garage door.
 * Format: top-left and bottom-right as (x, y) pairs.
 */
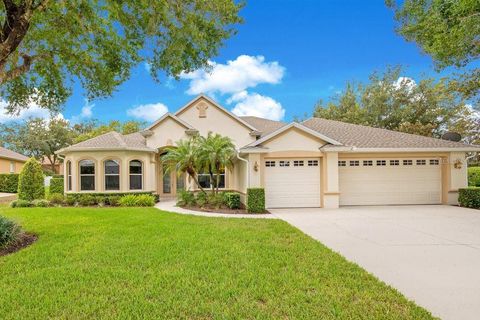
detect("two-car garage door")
(264, 158), (321, 208)
(339, 158), (442, 206)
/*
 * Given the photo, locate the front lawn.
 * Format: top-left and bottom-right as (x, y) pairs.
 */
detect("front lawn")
(0, 207), (434, 319)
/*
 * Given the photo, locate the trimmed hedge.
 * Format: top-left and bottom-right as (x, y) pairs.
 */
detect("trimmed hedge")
(224, 192), (241, 209)
(50, 177), (64, 194)
(468, 167), (480, 187)
(0, 174), (19, 193)
(458, 187), (480, 209)
(65, 192), (157, 206)
(18, 158), (44, 201)
(247, 188), (265, 213)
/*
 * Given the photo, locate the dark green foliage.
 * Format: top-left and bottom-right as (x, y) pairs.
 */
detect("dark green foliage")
(50, 177), (64, 195)
(224, 192), (241, 209)
(18, 158), (45, 201)
(10, 200), (33, 208)
(207, 193), (224, 209)
(0, 216), (21, 249)
(0, 174), (19, 193)
(196, 192), (208, 207)
(48, 193), (65, 205)
(32, 199), (50, 207)
(247, 188), (265, 213)
(64, 197), (76, 207)
(107, 196), (121, 207)
(468, 167), (480, 187)
(177, 190), (196, 207)
(78, 195), (96, 207)
(458, 188), (480, 209)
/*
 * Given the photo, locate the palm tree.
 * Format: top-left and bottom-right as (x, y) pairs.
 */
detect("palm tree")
(198, 132), (236, 194)
(161, 137), (206, 193)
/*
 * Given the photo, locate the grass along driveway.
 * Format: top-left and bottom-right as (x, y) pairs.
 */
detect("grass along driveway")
(0, 207), (434, 319)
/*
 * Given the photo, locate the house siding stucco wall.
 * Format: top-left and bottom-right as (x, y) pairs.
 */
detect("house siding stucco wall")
(0, 158), (25, 174)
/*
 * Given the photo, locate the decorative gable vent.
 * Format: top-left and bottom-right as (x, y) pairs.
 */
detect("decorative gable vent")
(196, 103), (208, 118)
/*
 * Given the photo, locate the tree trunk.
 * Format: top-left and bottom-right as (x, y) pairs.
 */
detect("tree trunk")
(186, 167), (206, 194)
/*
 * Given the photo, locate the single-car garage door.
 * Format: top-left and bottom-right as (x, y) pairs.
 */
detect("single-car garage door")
(264, 158), (321, 208)
(339, 158), (442, 206)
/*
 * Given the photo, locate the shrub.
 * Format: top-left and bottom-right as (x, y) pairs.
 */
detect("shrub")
(224, 192), (241, 209)
(0, 216), (21, 249)
(64, 196), (76, 206)
(18, 158), (45, 201)
(247, 188), (265, 213)
(32, 199), (50, 207)
(177, 190), (196, 206)
(107, 196), (121, 207)
(10, 199), (32, 208)
(468, 167), (480, 187)
(48, 193), (65, 205)
(119, 194), (139, 207)
(78, 194), (96, 206)
(196, 191), (208, 207)
(0, 174), (19, 193)
(136, 194), (155, 207)
(208, 192), (224, 209)
(458, 187), (480, 209)
(50, 177), (64, 194)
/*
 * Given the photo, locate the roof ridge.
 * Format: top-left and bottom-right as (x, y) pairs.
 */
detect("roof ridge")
(112, 131), (127, 147)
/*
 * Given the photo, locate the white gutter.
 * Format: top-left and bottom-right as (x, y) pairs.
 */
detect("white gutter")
(236, 150), (249, 189)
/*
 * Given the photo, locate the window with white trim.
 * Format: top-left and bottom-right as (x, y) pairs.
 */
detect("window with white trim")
(430, 159), (439, 165)
(129, 160), (143, 190)
(338, 160), (346, 167)
(265, 161), (275, 167)
(349, 160), (359, 167)
(376, 160), (386, 166)
(363, 160), (373, 166)
(293, 160), (304, 167)
(9, 161), (15, 173)
(79, 160), (95, 191)
(416, 159), (426, 166)
(308, 160), (319, 166)
(67, 161), (72, 191)
(198, 168), (225, 189)
(390, 160), (400, 166)
(279, 160), (290, 167)
(403, 160), (413, 166)
(104, 160), (120, 191)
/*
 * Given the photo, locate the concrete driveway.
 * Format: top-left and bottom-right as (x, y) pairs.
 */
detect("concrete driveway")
(271, 205), (480, 320)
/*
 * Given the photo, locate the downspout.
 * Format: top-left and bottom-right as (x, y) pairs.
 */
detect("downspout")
(236, 150), (249, 190)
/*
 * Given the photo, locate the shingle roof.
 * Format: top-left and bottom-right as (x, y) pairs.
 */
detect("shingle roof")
(239, 116), (286, 136)
(302, 117), (480, 150)
(0, 146), (29, 162)
(57, 131), (155, 153)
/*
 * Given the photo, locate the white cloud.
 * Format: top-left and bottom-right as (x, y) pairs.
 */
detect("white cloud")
(181, 55), (285, 95)
(393, 76), (417, 92)
(144, 62), (151, 73)
(127, 102), (169, 122)
(69, 100), (94, 124)
(229, 91), (285, 121)
(0, 99), (64, 123)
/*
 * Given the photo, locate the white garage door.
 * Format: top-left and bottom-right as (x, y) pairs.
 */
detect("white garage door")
(264, 159), (321, 208)
(339, 158), (442, 206)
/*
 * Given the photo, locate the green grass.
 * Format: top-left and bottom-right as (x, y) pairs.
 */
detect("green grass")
(0, 207), (434, 319)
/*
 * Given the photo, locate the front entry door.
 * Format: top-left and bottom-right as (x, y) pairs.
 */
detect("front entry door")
(161, 165), (186, 197)
(162, 166), (172, 194)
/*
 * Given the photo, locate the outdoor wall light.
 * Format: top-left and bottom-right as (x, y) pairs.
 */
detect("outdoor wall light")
(454, 159), (463, 169)
(254, 161), (259, 172)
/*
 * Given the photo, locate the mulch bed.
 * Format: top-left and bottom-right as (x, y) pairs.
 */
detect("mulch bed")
(0, 233), (38, 257)
(180, 205), (270, 215)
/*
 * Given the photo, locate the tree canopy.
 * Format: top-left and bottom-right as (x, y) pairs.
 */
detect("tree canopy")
(313, 66), (479, 143)
(0, 0), (242, 114)
(388, 0), (479, 102)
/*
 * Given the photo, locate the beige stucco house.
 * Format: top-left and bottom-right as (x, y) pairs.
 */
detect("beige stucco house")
(57, 95), (480, 209)
(0, 146), (28, 174)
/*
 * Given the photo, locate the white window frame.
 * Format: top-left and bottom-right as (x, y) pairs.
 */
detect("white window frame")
(104, 159), (120, 191)
(9, 161), (15, 173)
(79, 160), (95, 191)
(67, 161), (72, 191)
(129, 160), (143, 190)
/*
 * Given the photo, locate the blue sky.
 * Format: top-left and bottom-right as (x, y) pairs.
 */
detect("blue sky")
(1, 0), (456, 124)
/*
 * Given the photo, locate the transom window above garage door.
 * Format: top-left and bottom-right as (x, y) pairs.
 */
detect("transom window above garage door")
(430, 159), (440, 165)
(293, 160), (304, 166)
(340, 159), (439, 168)
(363, 160), (373, 166)
(308, 160), (319, 166)
(338, 160), (346, 167)
(279, 160), (290, 167)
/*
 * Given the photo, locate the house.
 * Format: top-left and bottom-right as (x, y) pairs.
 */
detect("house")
(41, 156), (64, 175)
(56, 95), (480, 209)
(0, 146), (28, 174)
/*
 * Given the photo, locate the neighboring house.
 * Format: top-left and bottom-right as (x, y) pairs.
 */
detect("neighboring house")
(0, 146), (28, 174)
(41, 156), (64, 175)
(57, 95), (480, 209)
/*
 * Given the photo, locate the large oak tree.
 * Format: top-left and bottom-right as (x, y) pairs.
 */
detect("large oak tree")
(0, 0), (242, 114)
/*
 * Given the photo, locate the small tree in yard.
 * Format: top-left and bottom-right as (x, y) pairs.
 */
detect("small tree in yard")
(18, 158), (44, 201)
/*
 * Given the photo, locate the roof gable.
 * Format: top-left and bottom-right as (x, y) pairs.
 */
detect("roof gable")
(146, 112), (194, 131)
(175, 95), (257, 132)
(0, 146), (29, 162)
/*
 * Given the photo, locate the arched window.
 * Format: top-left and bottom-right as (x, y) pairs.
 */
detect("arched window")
(104, 160), (120, 191)
(79, 160), (95, 191)
(66, 161), (72, 191)
(129, 160), (143, 190)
